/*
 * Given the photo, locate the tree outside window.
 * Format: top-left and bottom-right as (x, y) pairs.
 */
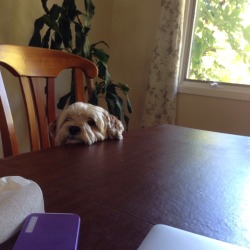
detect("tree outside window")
(188, 0), (250, 85)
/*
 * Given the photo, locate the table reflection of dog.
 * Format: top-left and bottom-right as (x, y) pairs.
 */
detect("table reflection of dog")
(49, 102), (124, 145)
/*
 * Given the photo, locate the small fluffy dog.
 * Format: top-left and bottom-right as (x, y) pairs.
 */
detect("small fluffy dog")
(49, 102), (124, 145)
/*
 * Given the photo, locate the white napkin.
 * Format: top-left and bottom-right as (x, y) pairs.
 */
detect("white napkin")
(0, 176), (44, 244)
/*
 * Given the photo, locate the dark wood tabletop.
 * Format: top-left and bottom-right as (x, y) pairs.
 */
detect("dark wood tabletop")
(1, 124), (250, 249)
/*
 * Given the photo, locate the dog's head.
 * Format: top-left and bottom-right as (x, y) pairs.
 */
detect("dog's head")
(49, 102), (124, 145)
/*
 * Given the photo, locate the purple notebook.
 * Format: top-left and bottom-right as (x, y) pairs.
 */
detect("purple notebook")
(13, 213), (80, 250)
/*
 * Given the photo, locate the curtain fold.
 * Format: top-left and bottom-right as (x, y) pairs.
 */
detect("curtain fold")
(141, 0), (185, 127)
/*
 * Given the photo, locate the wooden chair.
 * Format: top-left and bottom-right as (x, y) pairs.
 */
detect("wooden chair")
(0, 44), (98, 157)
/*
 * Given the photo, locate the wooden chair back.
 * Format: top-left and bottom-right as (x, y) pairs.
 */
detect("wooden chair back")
(0, 44), (98, 157)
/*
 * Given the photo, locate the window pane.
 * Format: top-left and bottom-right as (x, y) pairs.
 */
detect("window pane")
(187, 0), (250, 85)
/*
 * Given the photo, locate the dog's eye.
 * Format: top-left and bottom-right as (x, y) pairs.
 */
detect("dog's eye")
(87, 119), (96, 127)
(64, 117), (71, 122)
(61, 117), (71, 126)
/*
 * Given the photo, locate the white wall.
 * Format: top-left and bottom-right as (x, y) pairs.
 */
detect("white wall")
(109, 0), (161, 130)
(176, 93), (250, 136)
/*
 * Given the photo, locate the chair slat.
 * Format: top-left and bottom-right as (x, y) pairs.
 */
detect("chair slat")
(19, 76), (40, 151)
(0, 71), (18, 157)
(46, 78), (56, 147)
(74, 68), (86, 102)
(30, 77), (50, 149)
(46, 78), (56, 124)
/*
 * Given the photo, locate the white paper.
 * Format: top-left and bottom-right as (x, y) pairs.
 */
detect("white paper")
(0, 176), (44, 243)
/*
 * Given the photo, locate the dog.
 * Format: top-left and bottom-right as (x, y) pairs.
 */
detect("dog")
(49, 102), (124, 145)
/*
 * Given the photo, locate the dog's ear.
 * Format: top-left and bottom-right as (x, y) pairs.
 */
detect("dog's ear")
(105, 112), (124, 140)
(48, 118), (57, 138)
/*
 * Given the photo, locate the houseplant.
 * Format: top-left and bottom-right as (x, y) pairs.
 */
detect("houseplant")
(29, 0), (132, 129)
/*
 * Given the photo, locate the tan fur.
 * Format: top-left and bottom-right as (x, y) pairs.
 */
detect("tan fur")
(49, 102), (124, 145)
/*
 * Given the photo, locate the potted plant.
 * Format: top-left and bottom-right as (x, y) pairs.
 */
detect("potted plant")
(29, 0), (132, 129)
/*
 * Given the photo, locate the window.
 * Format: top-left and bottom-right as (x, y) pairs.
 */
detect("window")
(179, 0), (250, 101)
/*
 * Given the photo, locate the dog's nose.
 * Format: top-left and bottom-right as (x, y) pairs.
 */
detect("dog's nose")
(69, 126), (81, 135)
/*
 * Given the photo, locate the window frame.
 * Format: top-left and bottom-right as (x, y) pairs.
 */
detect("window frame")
(178, 0), (250, 102)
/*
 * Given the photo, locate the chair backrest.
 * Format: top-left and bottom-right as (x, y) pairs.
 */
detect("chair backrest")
(0, 44), (98, 157)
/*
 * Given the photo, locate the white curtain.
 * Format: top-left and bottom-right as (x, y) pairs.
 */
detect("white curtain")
(142, 0), (185, 127)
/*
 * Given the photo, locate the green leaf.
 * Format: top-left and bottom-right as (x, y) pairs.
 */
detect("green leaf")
(91, 41), (109, 48)
(243, 25), (250, 41)
(109, 82), (132, 114)
(62, 0), (79, 21)
(49, 4), (63, 21)
(97, 61), (110, 83)
(42, 28), (51, 48)
(74, 22), (85, 56)
(58, 17), (72, 49)
(244, 44), (250, 52)
(91, 47), (110, 82)
(41, 0), (50, 14)
(106, 84), (124, 120)
(43, 15), (61, 34)
(91, 47), (109, 64)
(126, 93), (133, 113)
(73, 22), (90, 58)
(95, 81), (106, 94)
(52, 31), (63, 50)
(123, 113), (129, 131)
(57, 92), (71, 110)
(29, 16), (46, 47)
(84, 0), (95, 21)
(88, 89), (98, 106)
(106, 94), (123, 121)
(83, 36), (90, 59)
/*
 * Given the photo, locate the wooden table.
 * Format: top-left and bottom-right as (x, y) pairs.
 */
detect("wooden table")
(1, 124), (250, 249)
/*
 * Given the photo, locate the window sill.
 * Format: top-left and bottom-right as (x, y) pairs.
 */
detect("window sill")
(178, 81), (250, 102)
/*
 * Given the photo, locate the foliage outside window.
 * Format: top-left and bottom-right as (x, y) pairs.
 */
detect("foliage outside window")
(188, 0), (250, 85)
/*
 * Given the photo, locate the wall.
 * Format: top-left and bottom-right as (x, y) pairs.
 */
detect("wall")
(109, 0), (161, 130)
(176, 93), (250, 136)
